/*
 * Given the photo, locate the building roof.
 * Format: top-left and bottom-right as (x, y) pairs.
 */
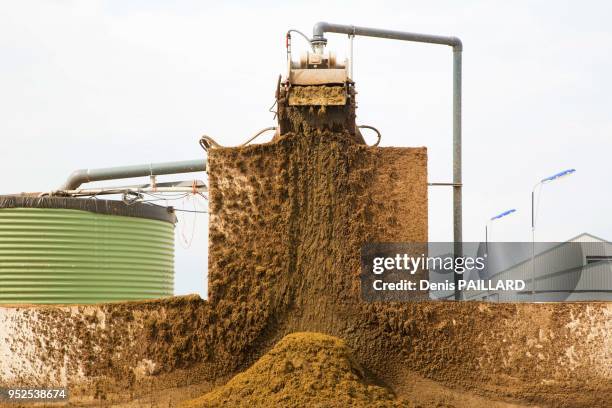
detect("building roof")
(567, 232), (610, 243)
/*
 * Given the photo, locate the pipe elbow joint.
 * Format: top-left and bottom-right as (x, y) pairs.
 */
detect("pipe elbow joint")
(61, 169), (89, 191)
(450, 36), (463, 51)
(312, 21), (329, 40)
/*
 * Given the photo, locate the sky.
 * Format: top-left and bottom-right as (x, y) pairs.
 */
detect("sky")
(1, 1), (611, 298)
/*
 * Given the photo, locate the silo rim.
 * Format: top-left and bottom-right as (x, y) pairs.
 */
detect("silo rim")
(0, 196), (176, 224)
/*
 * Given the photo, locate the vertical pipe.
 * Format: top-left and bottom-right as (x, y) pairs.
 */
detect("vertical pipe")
(485, 222), (491, 301)
(286, 33), (292, 80)
(531, 189), (536, 301)
(453, 48), (463, 300)
(349, 34), (354, 79)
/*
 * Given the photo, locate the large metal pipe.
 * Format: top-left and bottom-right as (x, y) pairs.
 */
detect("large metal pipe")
(312, 22), (462, 50)
(312, 22), (463, 298)
(452, 48), (463, 300)
(60, 159), (206, 191)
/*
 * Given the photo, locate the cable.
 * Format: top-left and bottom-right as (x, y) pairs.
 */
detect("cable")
(199, 126), (277, 152)
(239, 127), (276, 146)
(287, 29), (314, 50)
(172, 208), (208, 214)
(358, 125), (382, 146)
(199, 135), (222, 152)
(269, 74), (281, 120)
(178, 196), (198, 248)
(143, 192), (191, 200)
(268, 99), (278, 120)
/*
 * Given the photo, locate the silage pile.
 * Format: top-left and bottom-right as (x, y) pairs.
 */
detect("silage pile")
(180, 332), (410, 408)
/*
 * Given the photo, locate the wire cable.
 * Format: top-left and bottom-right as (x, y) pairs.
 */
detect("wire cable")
(172, 208), (208, 214)
(287, 29), (314, 50)
(199, 127), (277, 152)
(357, 125), (382, 146)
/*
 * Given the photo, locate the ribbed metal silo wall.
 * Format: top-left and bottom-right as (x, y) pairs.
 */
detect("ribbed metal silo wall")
(0, 207), (174, 304)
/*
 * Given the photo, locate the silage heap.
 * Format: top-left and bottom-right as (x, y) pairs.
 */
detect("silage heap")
(180, 332), (406, 408)
(1, 112), (611, 407)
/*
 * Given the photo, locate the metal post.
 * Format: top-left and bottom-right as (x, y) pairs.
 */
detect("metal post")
(349, 34), (354, 79)
(286, 33), (292, 80)
(485, 222), (490, 301)
(529, 168), (575, 302)
(531, 188), (536, 301)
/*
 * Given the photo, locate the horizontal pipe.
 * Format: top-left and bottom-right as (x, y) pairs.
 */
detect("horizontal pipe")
(64, 186), (207, 196)
(312, 22), (462, 50)
(59, 159), (206, 191)
(428, 182), (462, 187)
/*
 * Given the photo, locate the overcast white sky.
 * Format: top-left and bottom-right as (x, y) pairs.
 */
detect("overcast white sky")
(1, 1), (611, 298)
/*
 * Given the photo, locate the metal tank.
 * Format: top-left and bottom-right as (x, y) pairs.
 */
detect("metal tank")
(0, 196), (175, 304)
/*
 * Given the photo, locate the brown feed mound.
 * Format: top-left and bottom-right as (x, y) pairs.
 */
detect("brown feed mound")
(180, 332), (409, 408)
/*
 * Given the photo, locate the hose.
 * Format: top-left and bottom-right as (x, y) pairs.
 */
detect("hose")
(358, 125), (382, 146)
(239, 127), (277, 146)
(199, 127), (277, 152)
(198, 135), (222, 152)
(287, 29), (314, 51)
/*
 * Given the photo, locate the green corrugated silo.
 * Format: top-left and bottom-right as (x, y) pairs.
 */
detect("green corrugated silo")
(0, 196), (176, 304)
